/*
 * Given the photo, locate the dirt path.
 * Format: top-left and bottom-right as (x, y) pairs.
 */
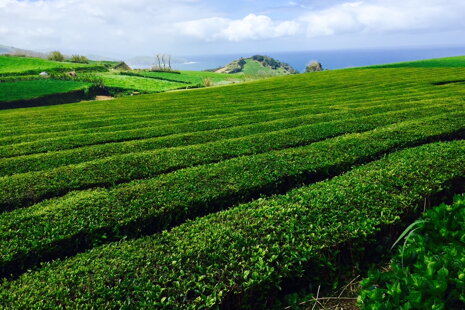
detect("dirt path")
(95, 96), (115, 101)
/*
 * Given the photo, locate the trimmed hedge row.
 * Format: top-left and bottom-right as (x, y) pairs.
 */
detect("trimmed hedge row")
(0, 65), (108, 77)
(3, 91), (453, 157)
(120, 71), (192, 84)
(0, 101), (434, 177)
(0, 76), (381, 129)
(0, 103), (334, 146)
(0, 67), (458, 134)
(0, 104), (339, 158)
(0, 83), (438, 142)
(3, 87), (429, 148)
(0, 107), (462, 210)
(0, 87), (100, 110)
(1, 140), (464, 309)
(1, 113), (464, 277)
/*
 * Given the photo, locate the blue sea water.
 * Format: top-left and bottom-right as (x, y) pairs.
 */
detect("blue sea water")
(168, 46), (465, 72)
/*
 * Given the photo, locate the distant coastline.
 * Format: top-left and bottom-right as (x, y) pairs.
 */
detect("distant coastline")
(127, 46), (465, 72)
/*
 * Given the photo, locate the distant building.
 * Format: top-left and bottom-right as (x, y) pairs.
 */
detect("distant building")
(39, 72), (49, 77)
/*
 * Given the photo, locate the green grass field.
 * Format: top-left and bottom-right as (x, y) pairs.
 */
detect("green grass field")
(368, 55), (465, 68)
(0, 79), (91, 103)
(95, 72), (188, 93)
(130, 70), (237, 86)
(0, 58), (464, 308)
(0, 56), (257, 105)
(0, 56), (103, 75)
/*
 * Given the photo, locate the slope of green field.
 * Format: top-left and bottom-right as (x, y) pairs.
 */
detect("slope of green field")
(241, 59), (289, 75)
(129, 70), (235, 86)
(1, 141), (464, 308)
(0, 56), (104, 75)
(369, 56), (465, 68)
(0, 79), (92, 103)
(96, 72), (189, 93)
(0, 61), (464, 308)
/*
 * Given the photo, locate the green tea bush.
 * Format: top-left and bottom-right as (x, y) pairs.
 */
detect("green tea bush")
(0, 101), (431, 176)
(0, 105), (338, 158)
(358, 195), (465, 310)
(0, 141), (464, 309)
(1, 109), (462, 210)
(0, 113), (464, 277)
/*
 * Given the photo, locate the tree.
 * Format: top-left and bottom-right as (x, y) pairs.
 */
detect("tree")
(152, 54), (173, 71)
(306, 61), (323, 73)
(70, 55), (89, 64)
(48, 51), (65, 62)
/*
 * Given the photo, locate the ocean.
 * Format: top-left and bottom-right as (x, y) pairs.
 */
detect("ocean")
(131, 46), (465, 72)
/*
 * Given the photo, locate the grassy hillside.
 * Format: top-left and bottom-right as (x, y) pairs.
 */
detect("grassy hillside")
(95, 72), (189, 93)
(215, 55), (297, 75)
(368, 55), (465, 68)
(0, 55), (104, 75)
(0, 56), (248, 106)
(0, 61), (464, 308)
(0, 80), (91, 103)
(241, 58), (290, 75)
(127, 70), (237, 86)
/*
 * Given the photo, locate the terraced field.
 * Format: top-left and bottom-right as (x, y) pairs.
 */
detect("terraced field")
(0, 79), (92, 103)
(0, 55), (104, 76)
(0, 56), (242, 107)
(96, 72), (189, 93)
(0, 62), (464, 308)
(125, 70), (235, 86)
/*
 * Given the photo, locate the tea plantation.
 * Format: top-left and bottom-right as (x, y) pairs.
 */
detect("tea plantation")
(0, 56), (238, 107)
(0, 60), (464, 308)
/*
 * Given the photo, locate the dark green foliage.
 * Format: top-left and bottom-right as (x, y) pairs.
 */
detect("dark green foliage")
(1, 107), (461, 210)
(359, 195), (465, 310)
(1, 141), (464, 309)
(0, 79), (92, 103)
(0, 112), (464, 277)
(0, 63), (465, 308)
(0, 101), (441, 177)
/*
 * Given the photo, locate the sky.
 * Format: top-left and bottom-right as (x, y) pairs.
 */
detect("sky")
(1, 0), (465, 58)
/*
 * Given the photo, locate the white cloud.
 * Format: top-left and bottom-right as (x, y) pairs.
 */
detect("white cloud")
(0, 0), (464, 56)
(0, 0), (213, 55)
(177, 14), (300, 42)
(300, 0), (465, 37)
(175, 0), (465, 43)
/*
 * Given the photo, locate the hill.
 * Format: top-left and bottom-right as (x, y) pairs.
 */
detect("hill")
(366, 55), (465, 68)
(214, 55), (298, 75)
(0, 58), (464, 308)
(0, 55), (105, 76)
(0, 55), (240, 107)
(0, 44), (48, 58)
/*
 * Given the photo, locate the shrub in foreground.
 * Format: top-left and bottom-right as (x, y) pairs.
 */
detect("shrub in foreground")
(359, 194), (465, 310)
